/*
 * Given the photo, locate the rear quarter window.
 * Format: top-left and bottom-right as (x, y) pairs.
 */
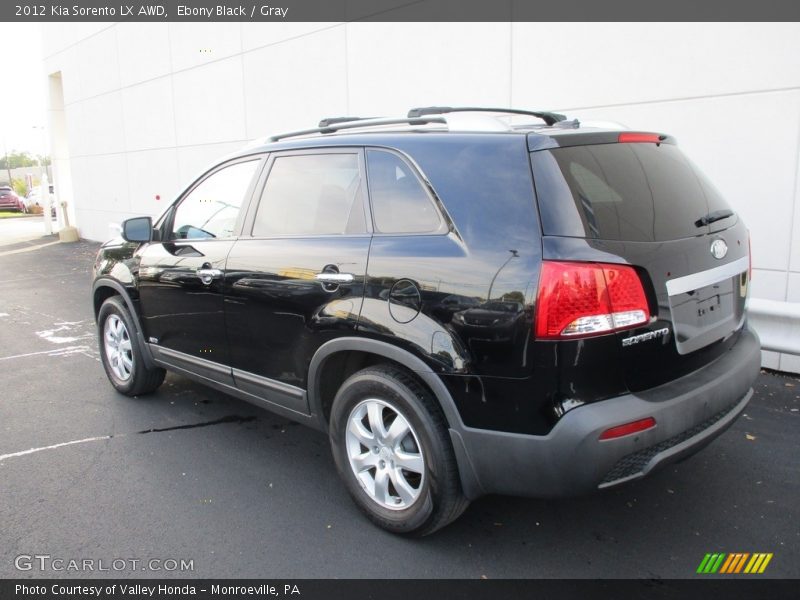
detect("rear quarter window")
(366, 149), (443, 234)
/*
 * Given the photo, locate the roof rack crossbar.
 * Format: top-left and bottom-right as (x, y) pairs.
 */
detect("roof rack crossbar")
(269, 116), (447, 142)
(407, 106), (567, 126)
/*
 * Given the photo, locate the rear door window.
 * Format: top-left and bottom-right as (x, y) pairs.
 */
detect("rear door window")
(531, 142), (735, 242)
(252, 153), (366, 237)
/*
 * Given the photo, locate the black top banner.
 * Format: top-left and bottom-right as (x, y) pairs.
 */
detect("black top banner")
(3, 0), (800, 22)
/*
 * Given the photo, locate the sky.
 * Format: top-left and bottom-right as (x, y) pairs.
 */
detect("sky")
(0, 23), (48, 156)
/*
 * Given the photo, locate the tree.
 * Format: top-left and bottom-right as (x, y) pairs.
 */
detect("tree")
(501, 291), (525, 304)
(0, 151), (49, 169)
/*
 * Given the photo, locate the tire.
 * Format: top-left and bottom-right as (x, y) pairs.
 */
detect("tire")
(98, 296), (165, 396)
(329, 364), (469, 536)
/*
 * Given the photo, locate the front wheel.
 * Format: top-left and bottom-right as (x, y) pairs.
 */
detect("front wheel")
(329, 365), (469, 535)
(98, 296), (165, 396)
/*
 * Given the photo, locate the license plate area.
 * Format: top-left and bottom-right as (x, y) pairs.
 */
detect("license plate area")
(696, 291), (724, 323)
(667, 265), (747, 356)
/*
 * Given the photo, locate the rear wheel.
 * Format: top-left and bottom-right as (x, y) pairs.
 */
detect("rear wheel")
(329, 365), (469, 535)
(98, 296), (165, 396)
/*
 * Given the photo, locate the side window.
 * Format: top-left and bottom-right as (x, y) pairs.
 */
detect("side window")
(171, 159), (260, 240)
(366, 149), (442, 234)
(252, 153), (366, 237)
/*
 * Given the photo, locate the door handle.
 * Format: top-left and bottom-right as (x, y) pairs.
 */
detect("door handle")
(315, 272), (354, 283)
(196, 268), (223, 285)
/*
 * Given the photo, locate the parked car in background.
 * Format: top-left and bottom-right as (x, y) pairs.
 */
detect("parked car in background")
(0, 186), (27, 212)
(91, 107), (760, 535)
(26, 185), (56, 217)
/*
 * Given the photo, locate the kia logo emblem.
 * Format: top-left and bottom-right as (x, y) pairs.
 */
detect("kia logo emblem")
(710, 239), (728, 260)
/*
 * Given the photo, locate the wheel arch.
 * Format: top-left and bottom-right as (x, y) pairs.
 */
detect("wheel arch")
(307, 338), (461, 430)
(92, 278), (155, 369)
(307, 338), (484, 499)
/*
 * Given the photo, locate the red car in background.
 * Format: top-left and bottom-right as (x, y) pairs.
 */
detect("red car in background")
(0, 186), (27, 213)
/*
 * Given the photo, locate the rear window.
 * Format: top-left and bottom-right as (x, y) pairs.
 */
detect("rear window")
(531, 142), (735, 242)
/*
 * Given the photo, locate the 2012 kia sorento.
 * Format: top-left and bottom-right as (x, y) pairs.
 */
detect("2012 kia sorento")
(92, 107), (760, 535)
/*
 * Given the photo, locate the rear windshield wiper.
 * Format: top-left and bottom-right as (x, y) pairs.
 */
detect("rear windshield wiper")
(695, 209), (734, 228)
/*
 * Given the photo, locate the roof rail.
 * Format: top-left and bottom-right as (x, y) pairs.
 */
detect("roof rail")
(269, 116), (446, 142)
(317, 116), (372, 128)
(407, 106), (567, 126)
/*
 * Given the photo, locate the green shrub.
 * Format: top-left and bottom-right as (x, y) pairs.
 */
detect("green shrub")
(11, 178), (28, 197)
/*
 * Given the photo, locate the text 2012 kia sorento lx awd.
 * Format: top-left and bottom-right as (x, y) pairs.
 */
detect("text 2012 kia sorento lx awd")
(92, 107), (760, 535)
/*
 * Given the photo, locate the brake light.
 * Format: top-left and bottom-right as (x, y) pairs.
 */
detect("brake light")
(618, 132), (661, 144)
(599, 417), (656, 440)
(535, 261), (650, 339)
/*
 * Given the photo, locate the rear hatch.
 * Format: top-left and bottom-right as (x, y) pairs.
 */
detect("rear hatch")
(529, 132), (750, 392)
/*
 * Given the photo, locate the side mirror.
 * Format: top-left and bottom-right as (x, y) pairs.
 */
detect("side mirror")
(121, 216), (153, 243)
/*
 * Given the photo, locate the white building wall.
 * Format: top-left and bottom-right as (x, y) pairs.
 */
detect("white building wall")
(41, 22), (800, 371)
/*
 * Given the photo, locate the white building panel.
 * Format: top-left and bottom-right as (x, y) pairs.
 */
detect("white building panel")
(347, 23), (511, 116)
(70, 153), (130, 216)
(121, 77), (177, 152)
(126, 148), (181, 216)
(168, 23), (243, 72)
(74, 27), (121, 101)
(171, 56), (247, 146)
(243, 26), (348, 138)
(241, 22), (337, 52)
(42, 23), (111, 59)
(511, 23), (800, 109)
(116, 23), (172, 87)
(72, 91), (126, 157)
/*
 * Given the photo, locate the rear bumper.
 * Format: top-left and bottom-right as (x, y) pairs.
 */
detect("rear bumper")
(450, 327), (761, 499)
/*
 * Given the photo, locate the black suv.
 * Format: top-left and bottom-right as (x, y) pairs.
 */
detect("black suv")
(92, 107), (760, 535)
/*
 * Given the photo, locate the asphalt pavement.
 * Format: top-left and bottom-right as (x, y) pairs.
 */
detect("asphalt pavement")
(0, 233), (797, 579)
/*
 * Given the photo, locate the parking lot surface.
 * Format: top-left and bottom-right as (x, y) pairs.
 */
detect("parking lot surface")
(0, 215), (58, 247)
(0, 237), (798, 579)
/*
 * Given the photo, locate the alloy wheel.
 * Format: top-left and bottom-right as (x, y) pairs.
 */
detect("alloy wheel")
(104, 314), (133, 381)
(345, 398), (425, 510)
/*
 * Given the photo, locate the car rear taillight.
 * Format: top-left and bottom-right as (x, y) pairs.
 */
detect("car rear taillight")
(534, 261), (650, 340)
